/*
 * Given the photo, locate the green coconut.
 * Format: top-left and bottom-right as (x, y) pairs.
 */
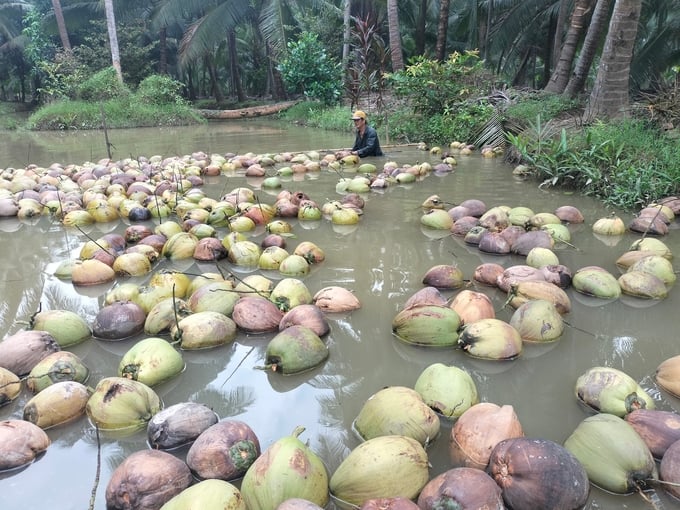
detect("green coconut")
(420, 209), (454, 230)
(86, 377), (161, 433)
(162, 232), (199, 260)
(525, 247), (559, 268)
(618, 271), (668, 299)
(330, 435), (430, 506)
(241, 426), (329, 510)
(263, 325), (329, 375)
(171, 311), (238, 350)
(119, 337), (185, 387)
(279, 254), (311, 276)
(188, 281), (240, 315)
(414, 363), (479, 419)
(228, 240), (261, 268)
(509, 299), (564, 342)
(23, 380), (90, 429)
(458, 318), (522, 360)
(0, 367), (22, 406)
(572, 266), (621, 299)
(564, 413), (657, 494)
(160, 479), (245, 510)
(353, 386), (441, 446)
(628, 255), (676, 285)
(26, 351), (90, 393)
(575, 366), (655, 417)
(270, 278), (313, 312)
(392, 304), (460, 347)
(30, 309), (92, 348)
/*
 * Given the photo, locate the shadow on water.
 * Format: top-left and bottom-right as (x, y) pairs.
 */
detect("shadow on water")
(1, 120), (679, 509)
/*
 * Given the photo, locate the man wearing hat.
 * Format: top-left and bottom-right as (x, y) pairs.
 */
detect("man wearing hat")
(350, 110), (383, 157)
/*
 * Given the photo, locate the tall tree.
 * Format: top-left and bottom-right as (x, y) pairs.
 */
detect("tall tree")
(435, 0), (450, 61)
(342, 0), (351, 69)
(104, 0), (123, 83)
(564, 0), (612, 97)
(51, 0), (71, 51)
(415, 0), (427, 55)
(386, 0), (403, 70)
(585, 0), (642, 120)
(544, 0), (594, 93)
(551, 0), (569, 70)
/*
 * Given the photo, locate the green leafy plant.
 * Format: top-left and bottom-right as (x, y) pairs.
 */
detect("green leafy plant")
(135, 75), (186, 106)
(278, 32), (342, 106)
(77, 68), (130, 101)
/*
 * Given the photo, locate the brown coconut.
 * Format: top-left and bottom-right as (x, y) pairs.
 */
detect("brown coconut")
(449, 402), (524, 470)
(417, 467), (503, 510)
(473, 263), (505, 287)
(0, 330), (60, 376)
(105, 450), (193, 510)
(450, 290), (495, 324)
(625, 409), (680, 460)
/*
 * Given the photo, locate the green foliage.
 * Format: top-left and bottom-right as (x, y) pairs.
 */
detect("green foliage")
(389, 51), (492, 116)
(278, 32), (342, 106)
(77, 68), (130, 101)
(279, 103), (352, 132)
(135, 75), (186, 106)
(508, 116), (680, 209)
(505, 91), (580, 124)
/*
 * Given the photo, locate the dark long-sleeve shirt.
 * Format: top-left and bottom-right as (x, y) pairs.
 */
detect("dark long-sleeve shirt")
(352, 125), (383, 157)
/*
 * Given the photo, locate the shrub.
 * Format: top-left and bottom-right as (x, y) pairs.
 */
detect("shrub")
(77, 67), (130, 101)
(278, 32), (343, 106)
(135, 75), (185, 105)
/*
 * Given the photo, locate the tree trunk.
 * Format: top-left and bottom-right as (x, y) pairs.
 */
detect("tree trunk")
(228, 29), (246, 102)
(51, 0), (71, 52)
(342, 0), (352, 70)
(104, 0), (123, 84)
(435, 0), (450, 61)
(551, 0), (569, 72)
(415, 0), (428, 55)
(585, 0), (642, 120)
(564, 0), (613, 98)
(387, 0), (404, 71)
(159, 27), (167, 75)
(544, 0), (594, 93)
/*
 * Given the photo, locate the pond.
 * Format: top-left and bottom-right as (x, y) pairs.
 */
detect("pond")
(0, 120), (679, 510)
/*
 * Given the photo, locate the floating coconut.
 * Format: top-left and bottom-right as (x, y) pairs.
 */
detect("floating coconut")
(92, 300), (147, 340)
(0, 330), (60, 376)
(232, 296), (285, 333)
(417, 467), (503, 510)
(148, 402), (219, 450)
(625, 409), (680, 460)
(414, 363), (478, 419)
(0, 367), (21, 406)
(161, 479), (245, 510)
(29, 309), (92, 348)
(458, 318), (522, 360)
(575, 366), (654, 416)
(313, 286), (361, 313)
(171, 311), (237, 350)
(23, 381), (90, 429)
(0, 419), (51, 471)
(119, 337), (185, 386)
(392, 304), (461, 347)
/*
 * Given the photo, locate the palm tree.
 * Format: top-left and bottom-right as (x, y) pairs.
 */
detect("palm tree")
(51, 0), (71, 51)
(104, 0), (123, 83)
(564, 0), (612, 98)
(544, 0), (594, 93)
(386, 0), (403, 70)
(435, 0), (450, 61)
(585, 0), (642, 120)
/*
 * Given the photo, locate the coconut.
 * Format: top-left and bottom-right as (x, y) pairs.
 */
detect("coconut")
(71, 258), (116, 286)
(144, 298), (192, 336)
(420, 209), (454, 230)
(511, 230), (554, 255)
(564, 413), (657, 494)
(119, 337), (185, 386)
(628, 255), (676, 285)
(656, 355), (680, 398)
(496, 265), (545, 293)
(188, 281), (240, 316)
(234, 274), (274, 298)
(241, 426), (329, 510)
(488, 437), (589, 510)
(572, 265), (621, 299)
(629, 237), (673, 259)
(353, 386), (440, 446)
(458, 318), (522, 360)
(507, 280), (571, 314)
(228, 240), (261, 268)
(330, 435), (429, 506)
(160, 479), (245, 510)
(449, 402), (524, 469)
(148, 402), (219, 450)
(23, 381), (90, 429)
(187, 420), (260, 481)
(575, 366), (655, 416)
(414, 363), (478, 419)
(592, 215), (626, 235)
(270, 278), (313, 312)
(618, 270), (668, 299)
(232, 296), (284, 333)
(258, 246), (290, 270)
(86, 377), (161, 433)
(264, 325), (329, 375)
(359, 498), (419, 510)
(660, 439), (680, 500)
(92, 301), (147, 340)
(313, 286), (361, 313)
(473, 262), (505, 286)
(392, 304), (461, 347)
(554, 205), (584, 223)
(0, 329), (60, 377)
(106, 450), (193, 510)
(421, 264), (464, 289)
(625, 409), (680, 460)
(0, 367), (21, 406)
(0, 419), (51, 471)
(417, 467), (503, 510)
(29, 309), (92, 348)
(171, 311), (238, 350)
(509, 299), (564, 342)
(525, 246), (559, 268)
(279, 304), (330, 337)
(403, 286), (447, 308)
(449, 290), (495, 324)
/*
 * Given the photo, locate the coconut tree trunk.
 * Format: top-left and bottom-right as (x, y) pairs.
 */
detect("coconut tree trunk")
(159, 27), (167, 74)
(104, 0), (123, 84)
(564, 0), (613, 98)
(584, 0), (642, 120)
(387, 0), (404, 71)
(51, 0), (71, 52)
(228, 29), (245, 102)
(544, 0), (594, 93)
(415, 0), (427, 55)
(435, 0), (450, 61)
(342, 0), (351, 69)
(551, 0), (569, 69)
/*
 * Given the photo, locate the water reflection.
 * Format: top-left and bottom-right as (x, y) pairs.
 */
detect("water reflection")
(1, 121), (679, 509)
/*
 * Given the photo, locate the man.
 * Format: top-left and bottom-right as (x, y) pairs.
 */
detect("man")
(350, 110), (383, 157)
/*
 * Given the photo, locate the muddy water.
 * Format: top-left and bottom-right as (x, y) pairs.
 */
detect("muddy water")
(0, 120), (679, 509)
